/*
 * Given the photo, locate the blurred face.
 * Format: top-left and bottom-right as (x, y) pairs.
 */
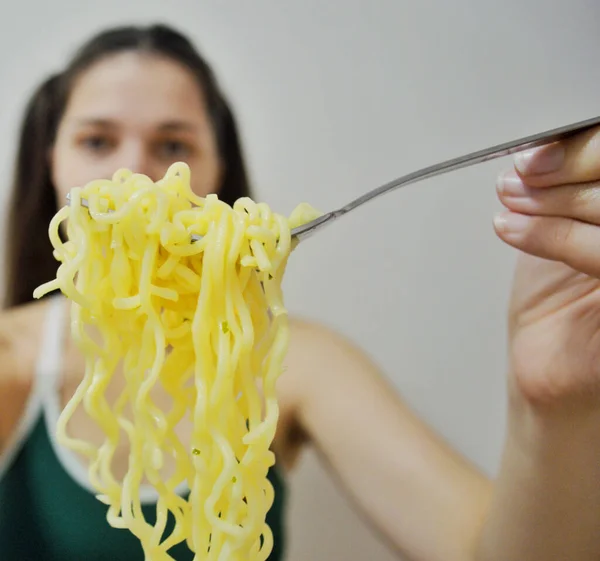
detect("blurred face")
(51, 51), (222, 204)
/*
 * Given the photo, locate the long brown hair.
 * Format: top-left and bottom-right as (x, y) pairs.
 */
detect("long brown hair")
(4, 24), (252, 308)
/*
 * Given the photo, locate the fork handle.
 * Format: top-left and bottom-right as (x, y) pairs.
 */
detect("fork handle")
(292, 114), (600, 241)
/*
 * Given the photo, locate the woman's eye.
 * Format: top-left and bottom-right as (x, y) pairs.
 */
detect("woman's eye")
(155, 140), (193, 160)
(79, 135), (114, 154)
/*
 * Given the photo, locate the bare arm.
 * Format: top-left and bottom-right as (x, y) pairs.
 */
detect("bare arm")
(287, 319), (491, 561)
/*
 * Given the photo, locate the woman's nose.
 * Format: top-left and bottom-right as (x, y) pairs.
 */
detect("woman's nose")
(117, 143), (157, 180)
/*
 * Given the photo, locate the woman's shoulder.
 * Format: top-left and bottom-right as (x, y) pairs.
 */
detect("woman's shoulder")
(0, 299), (51, 382)
(289, 315), (348, 342)
(283, 315), (375, 406)
(0, 298), (51, 448)
(288, 315), (369, 365)
(284, 315), (384, 410)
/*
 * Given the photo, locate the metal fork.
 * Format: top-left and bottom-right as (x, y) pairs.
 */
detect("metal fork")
(290, 114), (600, 242)
(70, 114), (600, 244)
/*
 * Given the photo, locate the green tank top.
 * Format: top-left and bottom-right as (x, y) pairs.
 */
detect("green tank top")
(0, 298), (287, 561)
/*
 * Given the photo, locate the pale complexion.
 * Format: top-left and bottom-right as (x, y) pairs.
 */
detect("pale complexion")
(3, 50), (600, 561)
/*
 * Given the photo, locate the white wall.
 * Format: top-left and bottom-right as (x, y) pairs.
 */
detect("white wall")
(0, 1), (598, 559)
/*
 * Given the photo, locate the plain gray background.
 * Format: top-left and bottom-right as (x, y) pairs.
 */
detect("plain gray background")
(0, 1), (598, 559)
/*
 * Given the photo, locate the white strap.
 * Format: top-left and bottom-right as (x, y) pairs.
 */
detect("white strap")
(36, 295), (67, 391)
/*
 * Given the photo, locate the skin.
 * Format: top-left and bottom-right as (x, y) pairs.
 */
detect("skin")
(2, 50), (600, 561)
(477, 135), (600, 560)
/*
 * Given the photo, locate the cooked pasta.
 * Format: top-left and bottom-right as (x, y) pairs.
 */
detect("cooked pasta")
(33, 162), (319, 560)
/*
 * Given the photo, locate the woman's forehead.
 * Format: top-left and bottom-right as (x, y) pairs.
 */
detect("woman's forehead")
(63, 52), (210, 127)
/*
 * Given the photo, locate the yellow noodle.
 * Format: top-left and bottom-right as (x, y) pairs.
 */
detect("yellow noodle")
(34, 162), (319, 560)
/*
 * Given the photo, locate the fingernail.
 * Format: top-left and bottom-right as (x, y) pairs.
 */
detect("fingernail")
(514, 143), (565, 176)
(493, 212), (531, 233)
(496, 171), (527, 196)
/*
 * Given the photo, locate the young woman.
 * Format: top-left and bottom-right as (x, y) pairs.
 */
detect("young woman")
(0, 23), (599, 561)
